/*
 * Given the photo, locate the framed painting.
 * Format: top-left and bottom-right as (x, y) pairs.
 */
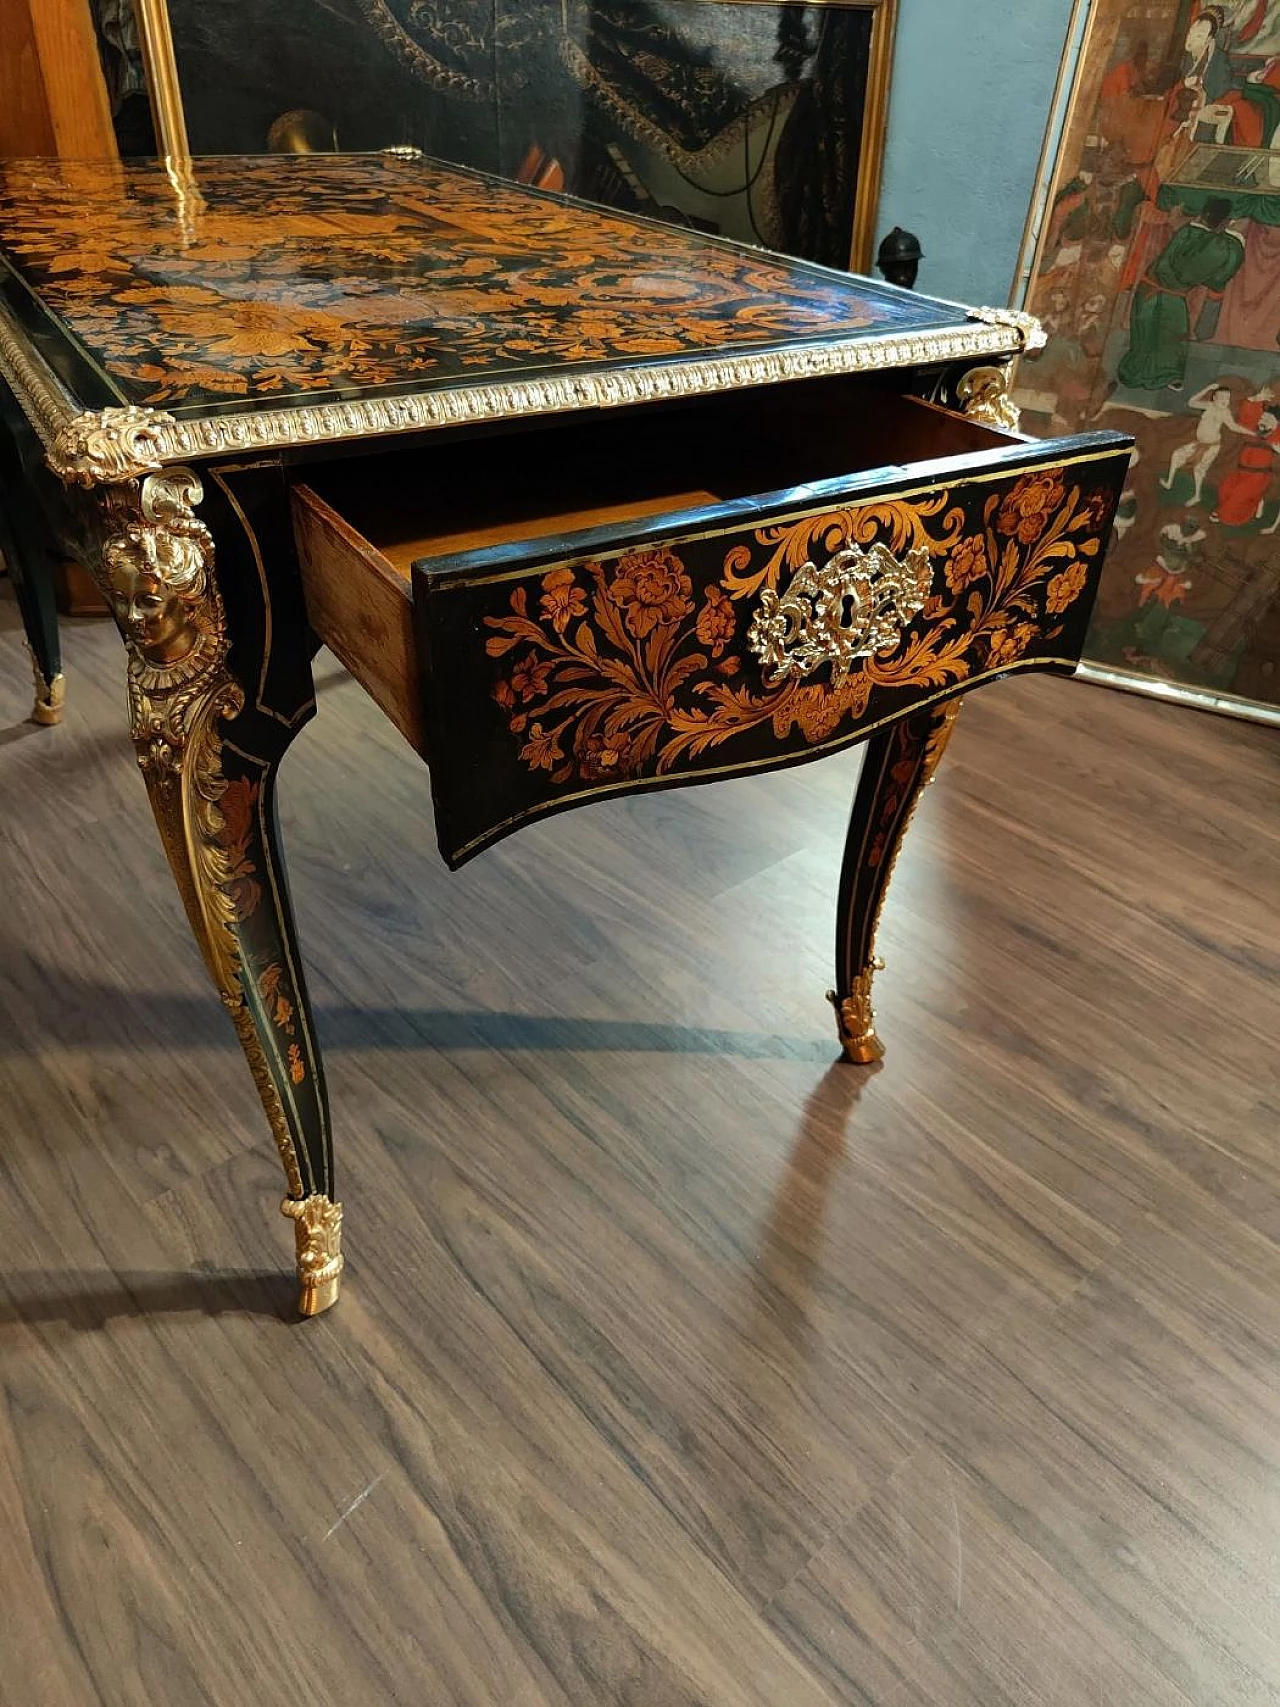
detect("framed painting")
(98, 0), (896, 271)
(1014, 0), (1280, 722)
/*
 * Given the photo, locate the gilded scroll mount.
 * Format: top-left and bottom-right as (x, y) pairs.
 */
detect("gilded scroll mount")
(957, 364), (1022, 433)
(49, 405), (176, 488)
(748, 539), (932, 688)
(828, 963), (886, 1065)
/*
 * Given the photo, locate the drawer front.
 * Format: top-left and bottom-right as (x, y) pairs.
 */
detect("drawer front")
(416, 440), (1130, 865)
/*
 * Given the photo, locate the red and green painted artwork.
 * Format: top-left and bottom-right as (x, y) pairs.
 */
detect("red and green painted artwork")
(1017, 0), (1280, 710)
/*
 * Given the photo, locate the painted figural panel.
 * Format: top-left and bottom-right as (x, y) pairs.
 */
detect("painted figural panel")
(1016, 0), (1280, 711)
(97, 0), (888, 269)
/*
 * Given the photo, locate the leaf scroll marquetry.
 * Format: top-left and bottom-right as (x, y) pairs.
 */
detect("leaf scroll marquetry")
(483, 468), (1105, 784)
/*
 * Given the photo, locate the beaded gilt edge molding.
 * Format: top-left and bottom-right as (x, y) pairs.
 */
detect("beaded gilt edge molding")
(0, 300), (1044, 488)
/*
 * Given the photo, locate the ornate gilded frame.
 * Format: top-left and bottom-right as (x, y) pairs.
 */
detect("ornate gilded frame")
(127, 0), (898, 273)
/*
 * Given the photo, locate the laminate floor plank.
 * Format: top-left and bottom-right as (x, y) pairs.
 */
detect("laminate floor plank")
(146, 1142), (851, 1707)
(0, 825), (266, 1208)
(767, 1443), (1207, 1707)
(1, 588), (1278, 1705)
(771, 1191), (1280, 1707)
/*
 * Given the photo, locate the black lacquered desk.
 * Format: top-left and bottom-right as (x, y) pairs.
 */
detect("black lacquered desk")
(0, 154), (1131, 1314)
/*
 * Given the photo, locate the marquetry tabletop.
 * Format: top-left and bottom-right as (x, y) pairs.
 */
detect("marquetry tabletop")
(0, 153), (1036, 467)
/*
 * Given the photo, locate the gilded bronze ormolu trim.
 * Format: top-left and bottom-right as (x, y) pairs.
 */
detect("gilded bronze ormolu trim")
(829, 962), (886, 1064)
(139, 313), (1043, 465)
(0, 292), (1042, 487)
(89, 467), (308, 1204)
(282, 1195), (345, 1316)
(953, 310), (1045, 433)
(965, 305), (1047, 354)
(27, 647), (66, 726)
(0, 304), (82, 448)
(747, 538), (932, 688)
(51, 406), (176, 487)
(958, 364), (1022, 433)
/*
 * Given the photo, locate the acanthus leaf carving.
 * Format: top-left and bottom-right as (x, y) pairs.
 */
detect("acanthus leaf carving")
(49, 405), (176, 488)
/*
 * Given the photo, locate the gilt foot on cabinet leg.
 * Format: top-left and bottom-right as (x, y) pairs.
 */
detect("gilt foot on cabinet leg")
(828, 962), (886, 1065)
(29, 651), (66, 725)
(283, 1195), (345, 1317)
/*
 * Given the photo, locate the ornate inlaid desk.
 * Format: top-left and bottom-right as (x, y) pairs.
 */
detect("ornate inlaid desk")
(0, 154), (1131, 1316)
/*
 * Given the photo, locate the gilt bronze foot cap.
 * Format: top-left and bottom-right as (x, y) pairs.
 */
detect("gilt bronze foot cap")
(297, 1270), (343, 1316)
(282, 1194), (344, 1317)
(827, 964), (886, 1065)
(29, 660), (65, 726)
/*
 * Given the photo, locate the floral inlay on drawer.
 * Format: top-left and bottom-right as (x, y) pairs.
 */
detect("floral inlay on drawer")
(481, 467), (1110, 788)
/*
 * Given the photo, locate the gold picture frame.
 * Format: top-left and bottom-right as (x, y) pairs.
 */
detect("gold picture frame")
(127, 0), (898, 272)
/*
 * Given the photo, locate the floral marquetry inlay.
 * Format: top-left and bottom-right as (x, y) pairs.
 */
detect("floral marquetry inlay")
(482, 469), (1109, 786)
(0, 154), (962, 417)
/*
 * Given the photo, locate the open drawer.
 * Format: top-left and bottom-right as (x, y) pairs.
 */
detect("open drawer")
(290, 376), (1132, 865)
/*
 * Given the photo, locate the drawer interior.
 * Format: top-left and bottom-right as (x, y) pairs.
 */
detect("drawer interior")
(296, 378), (1016, 584)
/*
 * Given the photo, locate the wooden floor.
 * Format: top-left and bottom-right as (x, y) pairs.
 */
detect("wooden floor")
(1, 581), (1278, 1707)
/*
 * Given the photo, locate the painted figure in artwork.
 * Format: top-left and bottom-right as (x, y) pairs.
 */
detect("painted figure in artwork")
(1116, 197), (1246, 391)
(1184, 1), (1280, 141)
(1179, 7), (1247, 130)
(1204, 49), (1280, 141)
(1159, 380), (1251, 499)
(1237, 380), (1278, 429)
(1176, 3), (1278, 134)
(1212, 404), (1280, 524)
(1179, 8), (1231, 118)
(1114, 445), (1141, 539)
(1136, 515), (1205, 604)
(1016, 0), (1280, 703)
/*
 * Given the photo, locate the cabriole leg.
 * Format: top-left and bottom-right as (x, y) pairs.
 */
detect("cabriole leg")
(829, 701), (961, 1064)
(139, 742), (342, 1316)
(84, 462), (340, 1315)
